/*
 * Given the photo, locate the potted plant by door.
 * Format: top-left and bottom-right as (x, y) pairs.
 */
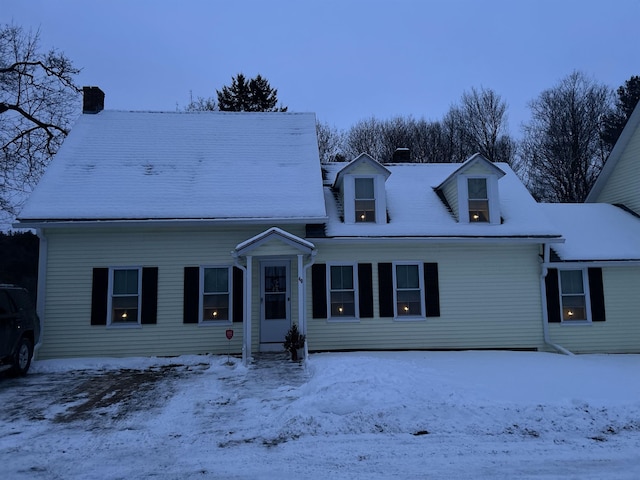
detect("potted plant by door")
(283, 324), (306, 361)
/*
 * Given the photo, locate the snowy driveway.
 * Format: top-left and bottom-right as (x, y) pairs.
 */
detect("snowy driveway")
(1, 351), (640, 479)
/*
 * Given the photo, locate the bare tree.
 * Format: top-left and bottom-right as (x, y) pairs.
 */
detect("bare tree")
(344, 117), (385, 161)
(184, 91), (216, 112)
(316, 121), (346, 163)
(520, 71), (613, 202)
(0, 24), (80, 220)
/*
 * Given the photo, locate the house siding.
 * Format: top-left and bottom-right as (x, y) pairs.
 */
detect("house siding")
(548, 266), (640, 353)
(594, 126), (640, 214)
(37, 225), (306, 359)
(307, 242), (545, 351)
(442, 181), (459, 219)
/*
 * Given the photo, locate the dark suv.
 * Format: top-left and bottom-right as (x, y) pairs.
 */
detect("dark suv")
(0, 285), (40, 376)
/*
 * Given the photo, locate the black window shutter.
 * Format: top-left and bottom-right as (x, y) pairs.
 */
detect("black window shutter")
(545, 268), (561, 323)
(233, 267), (244, 323)
(424, 263), (441, 317)
(141, 267), (158, 324)
(90, 268), (109, 325)
(378, 262), (394, 317)
(588, 268), (606, 322)
(183, 267), (199, 324)
(311, 263), (327, 319)
(358, 263), (373, 318)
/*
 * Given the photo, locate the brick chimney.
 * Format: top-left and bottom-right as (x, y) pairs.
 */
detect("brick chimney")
(82, 86), (105, 114)
(392, 148), (410, 163)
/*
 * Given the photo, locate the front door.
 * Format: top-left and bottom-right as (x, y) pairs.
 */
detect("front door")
(260, 261), (290, 345)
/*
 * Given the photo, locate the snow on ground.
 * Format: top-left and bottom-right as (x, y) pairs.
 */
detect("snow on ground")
(1, 351), (639, 479)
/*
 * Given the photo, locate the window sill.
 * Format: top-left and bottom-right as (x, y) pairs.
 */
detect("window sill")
(327, 317), (360, 324)
(393, 316), (426, 322)
(559, 320), (592, 326)
(199, 320), (233, 326)
(107, 323), (142, 329)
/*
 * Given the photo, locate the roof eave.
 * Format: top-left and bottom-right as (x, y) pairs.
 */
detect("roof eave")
(14, 216), (329, 230)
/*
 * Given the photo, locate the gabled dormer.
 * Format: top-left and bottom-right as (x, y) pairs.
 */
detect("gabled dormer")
(333, 153), (391, 224)
(436, 153), (505, 224)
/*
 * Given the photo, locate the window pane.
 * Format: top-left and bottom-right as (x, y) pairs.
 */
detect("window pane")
(562, 296), (586, 321)
(560, 270), (584, 294)
(355, 199), (376, 222)
(113, 269), (138, 295)
(396, 264), (419, 289)
(468, 178), (487, 199)
(112, 295), (138, 323)
(330, 291), (355, 316)
(331, 266), (353, 290)
(355, 178), (374, 199)
(203, 293), (229, 321)
(265, 266), (286, 292)
(265, 293), (286, 319)
(397, 289), (421, 316)
(204, 268), (228, 294)
(468, 199), (489, 222)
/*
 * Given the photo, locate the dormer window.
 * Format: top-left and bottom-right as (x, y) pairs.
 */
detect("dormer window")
(436, 153), (505, 226)
(468, 178), (489, 222)
(355, 177), (376, 222)
(334, 153), (391, 225)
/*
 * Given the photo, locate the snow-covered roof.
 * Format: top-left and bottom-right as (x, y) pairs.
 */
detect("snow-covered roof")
(322, 162), (562, 238)
(17, 111), (327, 223)
(540, 203), (640, 261)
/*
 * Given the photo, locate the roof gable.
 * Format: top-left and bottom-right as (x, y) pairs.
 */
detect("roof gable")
(333, 153), (391, 188)
(436, 153), (506, 190)
(233, 227), (315, 256)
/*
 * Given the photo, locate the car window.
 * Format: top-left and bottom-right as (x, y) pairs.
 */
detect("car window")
(0, 290), (15, 315)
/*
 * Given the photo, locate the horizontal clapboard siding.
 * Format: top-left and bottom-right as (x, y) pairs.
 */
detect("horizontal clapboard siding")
(38, 225), (306, 359)
(548, 267), (640, 353)
(595, 125), (640, 214)
(307, 242), (544, 351)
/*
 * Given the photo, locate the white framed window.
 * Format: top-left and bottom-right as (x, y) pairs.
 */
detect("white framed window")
(328, 264), (358, 319)
(354, 177), (376, 223)
(201, 266), (231, 323)
(393, 262), (424, 318)
(559, 269), (589, 322)
(457, 175), (500, 224)
(109, 267), (142, 325)
(468, 177), (489, 222)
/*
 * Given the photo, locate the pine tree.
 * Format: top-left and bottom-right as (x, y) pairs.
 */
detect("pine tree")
(601, 75), (640, 149)
(216, 73), (287, 112)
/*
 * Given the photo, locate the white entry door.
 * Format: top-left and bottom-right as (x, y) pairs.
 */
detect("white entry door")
(260, 261), (291, 344)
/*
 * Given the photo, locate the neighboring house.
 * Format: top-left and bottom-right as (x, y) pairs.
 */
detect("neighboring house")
(15, 88), (640, 361)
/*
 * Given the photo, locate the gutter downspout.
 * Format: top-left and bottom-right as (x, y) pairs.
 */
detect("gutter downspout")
(540, 243), (573, 356)
(34, 229), (47, 357)
(301, 249), (317, 366)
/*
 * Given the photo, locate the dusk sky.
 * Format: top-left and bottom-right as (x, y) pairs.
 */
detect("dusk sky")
(4, 0), (639, 134)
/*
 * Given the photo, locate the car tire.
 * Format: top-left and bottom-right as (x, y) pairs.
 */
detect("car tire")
(12, 337), (33, 376)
